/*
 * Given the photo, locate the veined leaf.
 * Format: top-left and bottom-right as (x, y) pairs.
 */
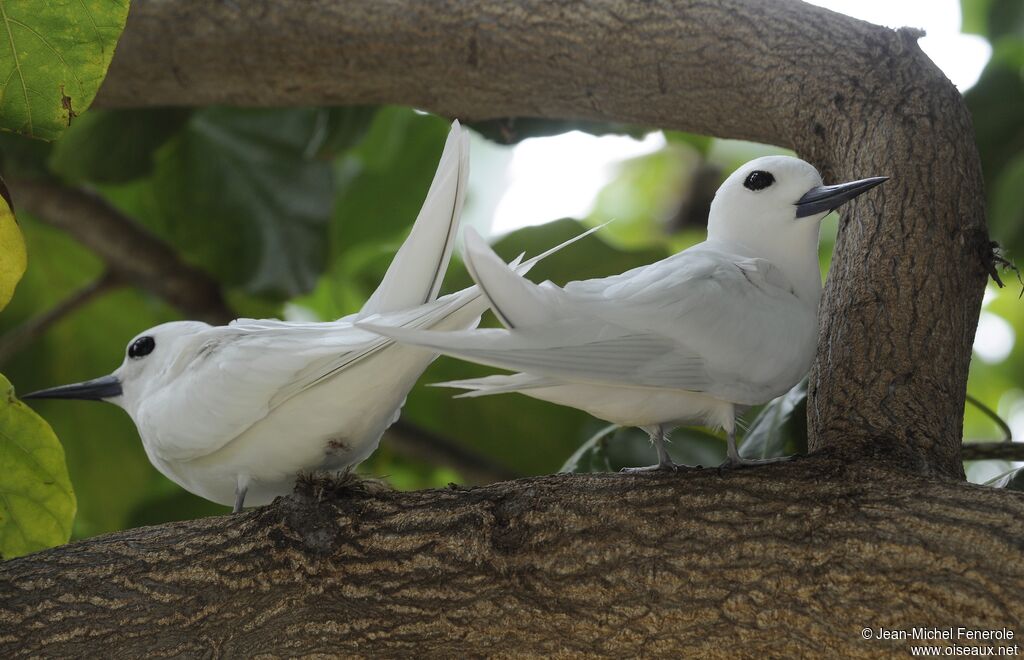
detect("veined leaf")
(0, 0), (130, 140)
(147, 108), (337, 298)
(0, 373), (76, 558)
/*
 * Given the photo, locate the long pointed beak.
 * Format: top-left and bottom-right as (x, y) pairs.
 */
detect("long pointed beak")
(22, 375), (123, 401)
(795, 176), (888, 218)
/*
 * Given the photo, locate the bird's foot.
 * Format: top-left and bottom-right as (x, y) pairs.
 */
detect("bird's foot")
(620, 461), (682, 473)
(720, 455), (794, 469)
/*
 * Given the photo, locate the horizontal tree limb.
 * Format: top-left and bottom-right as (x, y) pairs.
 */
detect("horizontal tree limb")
(1, 454), (1021, 657)
(961, 442), (1024, 462)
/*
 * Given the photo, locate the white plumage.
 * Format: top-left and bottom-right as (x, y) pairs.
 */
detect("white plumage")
(363, 156), (887, 469)
(25, 121), (595, 508)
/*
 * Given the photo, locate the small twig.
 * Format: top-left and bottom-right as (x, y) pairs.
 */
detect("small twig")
(961, 443), (1024, 462)
(0, 272), (123, 367)
(384, 420), (521, 484)
(988, 241), (1023, 294)
(964, 393), (1012, 444)
(9, 178), (234, 325)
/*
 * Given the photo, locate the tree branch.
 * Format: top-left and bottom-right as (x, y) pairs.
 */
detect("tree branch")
(0, 272), (123, 367)
(92, 0), (988, 478)
(1, 455), (1022, 657)
(10, 178), (233, 325)
(961, 443), (1024, 462)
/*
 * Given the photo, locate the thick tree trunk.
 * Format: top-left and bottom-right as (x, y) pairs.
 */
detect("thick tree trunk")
(4, 0), (1011, 655)
(2, 460), (1022, 658)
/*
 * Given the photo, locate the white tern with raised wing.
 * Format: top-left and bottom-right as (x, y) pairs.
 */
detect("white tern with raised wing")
(362, 156), (887, 470)
(23, 121), (596, 509)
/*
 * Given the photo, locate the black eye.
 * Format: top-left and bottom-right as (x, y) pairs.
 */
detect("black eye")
(743, 170), (775, 191)
(128, 336), (156, 359)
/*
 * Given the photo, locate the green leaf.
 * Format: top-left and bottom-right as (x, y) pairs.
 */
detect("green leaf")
(664, 130), (713, 156)
(588, 143), (710, 248)
(959, 0), (1024, 39)
(143, 108), (336, 298)
(309, 106), (378, 159)
(0, 372), (76, 558)
(0, 0), (130, 140)
(49, 108), (191, 184)
(739, 380), (808, 460)
(0, 175), (24, 310)
(960, 0), (994, 36)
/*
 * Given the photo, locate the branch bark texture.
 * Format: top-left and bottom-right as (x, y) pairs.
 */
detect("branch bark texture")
(96, 0), (989, 478)
(1, 458), (1022, 657)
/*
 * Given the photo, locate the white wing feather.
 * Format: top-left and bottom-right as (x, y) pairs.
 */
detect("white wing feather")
(142, 222), (604, 462)
(365, 239), (816, 405)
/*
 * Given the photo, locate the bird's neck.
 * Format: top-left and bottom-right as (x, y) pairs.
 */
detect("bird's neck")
(707, 229), (823, 306)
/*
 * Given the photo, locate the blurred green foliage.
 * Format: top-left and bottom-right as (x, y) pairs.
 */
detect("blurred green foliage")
(0, 2), (1021, 549)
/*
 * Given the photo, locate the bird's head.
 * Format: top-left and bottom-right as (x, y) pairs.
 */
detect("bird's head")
(22, 321), (211, 414)
(707, 155), (887, 257)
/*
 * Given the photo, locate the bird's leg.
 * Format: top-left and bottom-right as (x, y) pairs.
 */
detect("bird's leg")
(722, 417), (794, 468)
(233, 476), (250, 514)
(621, 425), (679, 473)
(726, 423), (742, 465)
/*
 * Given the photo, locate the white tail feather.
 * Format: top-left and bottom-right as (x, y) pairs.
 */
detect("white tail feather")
(358, 121), (469, 319)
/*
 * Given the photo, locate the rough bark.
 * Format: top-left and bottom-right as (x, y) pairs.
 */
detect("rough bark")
(3, 0), (1006, 655)
(93, 0), (989, 478)
(1, 457), (1022, 658)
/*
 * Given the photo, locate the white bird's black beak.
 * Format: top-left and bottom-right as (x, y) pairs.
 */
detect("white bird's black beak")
(795, 176), (888, 218)
(22, 375), (123, 401)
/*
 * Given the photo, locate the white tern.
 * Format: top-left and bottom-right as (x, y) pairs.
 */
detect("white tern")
(362, 156), (887, 470)
(24, 121), (595, 509)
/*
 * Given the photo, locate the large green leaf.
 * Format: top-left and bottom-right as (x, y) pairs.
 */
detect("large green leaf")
(588, 143), (709, 248)
(49, 108), (191, 184)
(0, 373), (76, 558)
(0, 0), (130, 140)
(139, 108), (337, 298)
